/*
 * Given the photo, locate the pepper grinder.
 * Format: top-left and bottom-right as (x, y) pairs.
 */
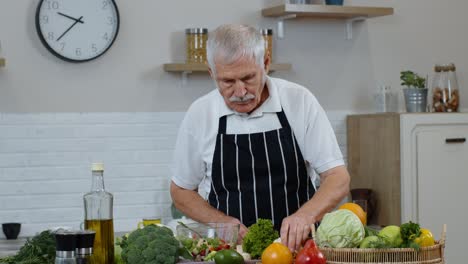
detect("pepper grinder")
(76, 230), (96, 264)
(55, 231), (78, 264)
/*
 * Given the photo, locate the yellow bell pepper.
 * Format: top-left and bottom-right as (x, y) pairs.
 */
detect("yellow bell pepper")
(414, 228), (435, 247)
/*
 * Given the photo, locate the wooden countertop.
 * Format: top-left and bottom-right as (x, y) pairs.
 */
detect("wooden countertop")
(0, 238), (26, 258)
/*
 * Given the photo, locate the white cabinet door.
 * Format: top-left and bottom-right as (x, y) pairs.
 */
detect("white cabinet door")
(417, 126), (468, 264)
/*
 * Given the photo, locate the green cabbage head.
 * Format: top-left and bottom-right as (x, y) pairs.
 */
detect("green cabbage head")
(316, 209), (365, 248)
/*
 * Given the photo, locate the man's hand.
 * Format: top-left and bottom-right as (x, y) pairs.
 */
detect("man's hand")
(280, 212), (315, 252)
(170, 181), (248, 243)
(279, 165), (350, 252)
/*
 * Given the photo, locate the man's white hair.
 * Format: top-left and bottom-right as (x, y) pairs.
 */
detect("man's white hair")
(207, 24), (265, 77)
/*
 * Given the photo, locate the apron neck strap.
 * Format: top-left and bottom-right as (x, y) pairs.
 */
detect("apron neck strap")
(276, 109), (290, 129)
(218, 109), (290, 134)
(218, 115), (227, 134)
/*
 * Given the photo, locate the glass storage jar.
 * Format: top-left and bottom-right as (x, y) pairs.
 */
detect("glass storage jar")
(432, 63), (460, 112)
(260, 28), (273, 60)
(186, 28), (208, 64)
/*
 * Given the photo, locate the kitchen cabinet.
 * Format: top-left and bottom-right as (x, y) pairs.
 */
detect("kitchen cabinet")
(347, 112), (467, 263)
(261, 4), (394, 39)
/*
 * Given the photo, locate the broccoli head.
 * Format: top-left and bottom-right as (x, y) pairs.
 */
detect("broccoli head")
(242, 219), (279, 259)
(120, 225), (180, 264)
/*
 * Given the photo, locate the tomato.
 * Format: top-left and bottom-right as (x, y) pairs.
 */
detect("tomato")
(303, 239), (318, 250)
(214, 249), (244, 264)
(296, 240), (326, 264)
(261, 242), (293, 264)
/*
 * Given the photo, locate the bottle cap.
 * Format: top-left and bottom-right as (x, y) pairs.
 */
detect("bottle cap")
(91, 163), (104, 172)
(260, 28), (273, 35)
(76, 230), (96, 255)
(55, 231), (77, 252)
(185, 28), (208, 34)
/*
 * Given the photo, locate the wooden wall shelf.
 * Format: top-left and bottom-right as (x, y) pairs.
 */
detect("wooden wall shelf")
(163, 63), (292, 73)
(261, 4), (394, 39)
(0, 58), (5, 67)
(262, 4), (394, 19)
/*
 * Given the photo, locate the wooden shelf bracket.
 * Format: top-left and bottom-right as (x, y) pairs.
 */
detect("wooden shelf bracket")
(345, 16), (366, 40)
(181, 71), (191, 86)
(277, 14), (297, 39)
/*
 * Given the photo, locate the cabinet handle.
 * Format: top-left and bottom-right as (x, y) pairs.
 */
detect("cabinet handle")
(445, 138), (466, 144)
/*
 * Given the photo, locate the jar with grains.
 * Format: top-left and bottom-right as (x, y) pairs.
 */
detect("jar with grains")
(432, 63), (460, 112)
(260, 29), (273, 61)
(186, 28), (208, 64)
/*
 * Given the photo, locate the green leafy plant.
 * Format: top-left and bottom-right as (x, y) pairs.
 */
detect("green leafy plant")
(242, 219), (279, 259)
(400, 71), (426, 89)
(0, 230), (56, 264)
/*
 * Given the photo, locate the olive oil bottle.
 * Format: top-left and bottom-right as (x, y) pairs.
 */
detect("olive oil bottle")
(84, 163), (114, 264)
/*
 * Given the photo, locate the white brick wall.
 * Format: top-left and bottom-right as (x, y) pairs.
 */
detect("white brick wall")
(0, 111), (350, 238)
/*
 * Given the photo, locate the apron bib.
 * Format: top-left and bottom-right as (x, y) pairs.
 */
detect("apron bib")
(208, 110), (315, 230)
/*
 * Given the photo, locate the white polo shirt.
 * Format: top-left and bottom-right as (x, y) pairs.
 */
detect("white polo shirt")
(171, 76), (344, 198)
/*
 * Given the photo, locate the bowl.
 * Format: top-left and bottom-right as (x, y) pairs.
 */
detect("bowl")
(2, 223), (21, 240)
(176, 222), (239, 247)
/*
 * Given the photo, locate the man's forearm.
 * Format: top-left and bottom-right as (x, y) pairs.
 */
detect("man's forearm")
(296, 165), (350, 222)
(170, 181), (231, 223)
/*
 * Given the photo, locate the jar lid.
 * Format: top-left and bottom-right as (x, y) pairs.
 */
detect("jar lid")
(185, 28), (208, 34)
(440, 65), (450, 72)
(260, 28), (273, 35)
(448, 63), (456, 71)
(92, 163), (104, 172)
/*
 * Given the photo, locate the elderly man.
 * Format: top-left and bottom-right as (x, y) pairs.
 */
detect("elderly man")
(170, 24), (350, 251)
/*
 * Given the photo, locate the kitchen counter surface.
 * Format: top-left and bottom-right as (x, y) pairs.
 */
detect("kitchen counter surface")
(0, 232), (128, 258)
(0, 238), (26, 258)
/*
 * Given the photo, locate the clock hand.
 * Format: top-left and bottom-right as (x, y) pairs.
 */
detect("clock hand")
(57, 12), (84, 24)
(56, 16), (84, 41)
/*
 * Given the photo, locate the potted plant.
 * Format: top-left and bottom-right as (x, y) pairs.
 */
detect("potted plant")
(400, 70), (428, 112)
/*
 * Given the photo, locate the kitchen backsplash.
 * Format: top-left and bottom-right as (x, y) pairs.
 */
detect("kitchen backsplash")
(0, 111), (348, 237)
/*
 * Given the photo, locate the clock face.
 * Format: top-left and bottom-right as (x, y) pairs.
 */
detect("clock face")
(35, 0), (120, 62)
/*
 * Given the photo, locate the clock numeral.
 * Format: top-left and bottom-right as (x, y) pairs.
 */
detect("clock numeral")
(75, 48), (82, 57)
(47, 32), (54, 41)
(91, 44), (98, 53)
(103, 33), (109, 41)
(46, 0), (60, 10)
(107, 16), (115, 25)
(102, 0), (110, 10)
(41, 15), (49, 24)
(60, 42), (66, 51)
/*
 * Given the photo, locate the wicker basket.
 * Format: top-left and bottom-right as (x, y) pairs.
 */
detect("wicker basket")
(317, 225), (446, 264)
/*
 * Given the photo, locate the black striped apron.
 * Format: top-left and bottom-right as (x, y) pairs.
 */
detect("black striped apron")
(208, 110), (315, 231)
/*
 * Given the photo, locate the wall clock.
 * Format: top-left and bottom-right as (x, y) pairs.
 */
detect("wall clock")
(35, 0), (120, 62)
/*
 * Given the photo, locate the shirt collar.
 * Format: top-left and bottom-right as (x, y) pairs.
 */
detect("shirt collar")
(217, 76), (282, 118)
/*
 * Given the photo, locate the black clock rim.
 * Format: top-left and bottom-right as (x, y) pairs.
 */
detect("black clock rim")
(35, 0), (120, 63)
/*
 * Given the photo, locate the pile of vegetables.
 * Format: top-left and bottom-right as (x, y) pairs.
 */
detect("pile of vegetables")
(0, 230), (56, 264)
(315, 203), (435, 251)
(178, 236), (230, 261)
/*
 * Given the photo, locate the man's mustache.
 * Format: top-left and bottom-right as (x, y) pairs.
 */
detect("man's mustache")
(229, 93), (255, 102)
